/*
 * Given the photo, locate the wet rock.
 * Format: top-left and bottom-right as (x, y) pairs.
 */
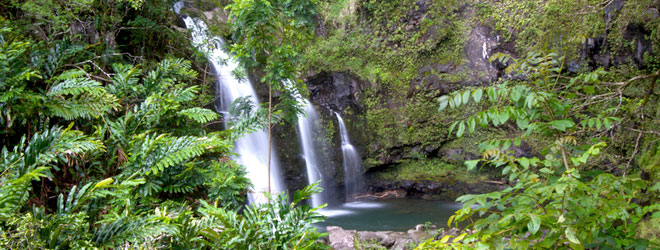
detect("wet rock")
(306, 72), (363, 113)
(327, 225), (438, 250)
(465, 26), (500, 83)
(365, 178), (506, 201)
(327, 226), (357, 250)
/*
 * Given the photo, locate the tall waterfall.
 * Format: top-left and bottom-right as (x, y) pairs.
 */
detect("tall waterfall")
(179, 15), (285, 204)
(335, 113), (363, 200)
(296, 99), (326, 207)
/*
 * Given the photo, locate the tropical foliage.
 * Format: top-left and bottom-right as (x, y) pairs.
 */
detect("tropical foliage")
(421, 51), (660, 249)
(0, 0), (325, 248)
(3, 0), (660, 249)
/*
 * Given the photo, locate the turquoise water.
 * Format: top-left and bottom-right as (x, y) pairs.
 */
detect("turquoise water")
(316, 199), (462, 232)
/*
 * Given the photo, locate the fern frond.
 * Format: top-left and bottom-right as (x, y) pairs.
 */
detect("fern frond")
(52, 69), (87, 81)
(144, 58), (197, 91)
(47, 93), (119, 120)
(172, 86), (199, 103)
(0, 166), (49, 216)
(48, 76), (105, 97)
(108, 63), (142, 97)
(92, 216), (173, 247)
(178, 107), (219, 123)
(0, 126), (104, 216)
(147, 136), (219, 175)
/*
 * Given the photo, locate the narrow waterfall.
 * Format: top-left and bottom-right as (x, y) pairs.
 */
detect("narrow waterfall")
(335, 113), (363, 200)
(179, 15), (285, 204)
(283, 80), (326, 207)
(297, 99), (326, 207)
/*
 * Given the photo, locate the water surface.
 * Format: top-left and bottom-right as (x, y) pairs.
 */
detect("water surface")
(317, 199), (462, 232)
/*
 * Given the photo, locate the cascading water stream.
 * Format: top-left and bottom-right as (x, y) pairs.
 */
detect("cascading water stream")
(335, 113), (363, 200)
(283, 80), (327, 207)
(178, 12), (285, 204)
(296, 99), (326, 207)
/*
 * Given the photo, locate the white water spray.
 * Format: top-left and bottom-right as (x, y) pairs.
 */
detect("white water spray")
(297, 100), (326, 207)
(335, 113), (363, 200)
(285, 81), (327, 207)
(179, 14), (285, 204)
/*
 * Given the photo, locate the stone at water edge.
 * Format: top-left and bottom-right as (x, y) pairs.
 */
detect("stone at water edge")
(326, 224), (440, 250)
(327, 226), (356, 250)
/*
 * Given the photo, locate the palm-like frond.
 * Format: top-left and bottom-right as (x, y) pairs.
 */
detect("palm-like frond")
(178, 107), (219, 123)
(144, 58), (197, 92)
(107, 63), (142, 98)
(46, 71), (119, 120)
(0, 126), (104, 216)
(48, 73), (105, 96)
(92, 216), (173, 247)
(147, 135), (229, 175)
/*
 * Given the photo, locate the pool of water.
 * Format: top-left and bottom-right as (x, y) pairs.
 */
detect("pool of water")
(316, 199), (462, 232)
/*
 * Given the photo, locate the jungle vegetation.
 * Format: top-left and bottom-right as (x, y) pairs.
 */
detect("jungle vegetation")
(1, 0), (660, 249)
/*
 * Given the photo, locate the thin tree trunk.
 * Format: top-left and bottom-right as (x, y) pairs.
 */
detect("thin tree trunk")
(267, 82), (272, 201)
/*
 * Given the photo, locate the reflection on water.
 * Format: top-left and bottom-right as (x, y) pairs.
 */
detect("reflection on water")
(316, 199), (462, 232)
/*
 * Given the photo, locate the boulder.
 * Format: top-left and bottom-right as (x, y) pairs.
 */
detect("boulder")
(327, 226), (357, 250)
(326, 224), (438, 250)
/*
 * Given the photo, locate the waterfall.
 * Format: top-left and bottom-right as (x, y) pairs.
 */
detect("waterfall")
(335, 113), (363, 200)
(283, 80), (326, 207)
(179, 15), (285, 204)
(297, 100), (326, 207)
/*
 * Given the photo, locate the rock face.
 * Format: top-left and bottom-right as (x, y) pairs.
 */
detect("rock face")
(364, 179), (506, 201)
(326, 225), (436, 250)
(464, 26), (501, 84)
(326, 225), (475, 249)
(306, 71), (363, 113)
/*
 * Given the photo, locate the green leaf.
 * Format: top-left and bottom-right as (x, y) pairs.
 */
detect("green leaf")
(488, 87), (498, 101)
(649, 182), (660, 192)
(565, 227), (580, 244)
(448, 121), (458, 135)
(468, 117), (476, 133)
(514, 138), (522, 147)
(525, 94), (536, 109)
(465, 160), (480, 171)
(510, 87), (521, 102)
(587, 118), (595, 128)
(527, 213), (541, 234)
(473, 89), (483, 103)
(462, 91), (470, 105)
(603, 117), (612, 129)
(516, 119), (529, 129)
(447, 215), (455, 227)
(438, 95), (449, 111)
(582, 85), (595, 94)
(456, 122), (466, 137)
(178, 107), (220, 123)
(453, 94), (462, 108)
(548, 120), (575, 132)
(519, 158), (530, 168)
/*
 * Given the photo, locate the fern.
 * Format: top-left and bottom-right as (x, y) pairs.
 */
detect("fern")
(48, 74), (105, 96)
(92, 216), (173, 247)
(178, 107), (219, 123)
(46, 71), (120, 120)
(147, 135), (226, 175)
(0, 126), (103, 216)
(107, 63), (142, 97)
(48, 93), (119, 120)
(144, 58), (197, 92)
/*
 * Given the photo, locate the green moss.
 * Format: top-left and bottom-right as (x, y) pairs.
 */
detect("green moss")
(373, 158), (488, 184)
(638, 218), (660, 247)
(639, 140), (660, 182)
(304, 0), (467, 91)
(475, 0), (660, 61)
